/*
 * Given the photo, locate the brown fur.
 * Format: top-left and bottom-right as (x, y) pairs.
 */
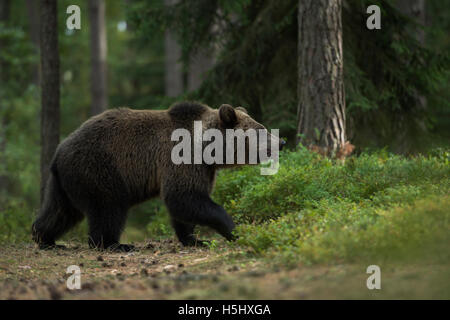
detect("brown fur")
(32, 102), (280, 250)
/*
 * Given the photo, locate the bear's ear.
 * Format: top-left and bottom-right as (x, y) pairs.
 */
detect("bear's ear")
(219, 104), (237, 127)
(235, 106), (248, 114)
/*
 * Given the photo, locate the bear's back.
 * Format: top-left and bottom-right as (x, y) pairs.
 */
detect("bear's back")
(54, 108), (173, 202)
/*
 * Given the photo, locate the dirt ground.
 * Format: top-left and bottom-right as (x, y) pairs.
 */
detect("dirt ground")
(0, 240), (448, 300)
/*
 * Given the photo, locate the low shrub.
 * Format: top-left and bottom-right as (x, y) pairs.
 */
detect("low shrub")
(213, 147), (449, 264)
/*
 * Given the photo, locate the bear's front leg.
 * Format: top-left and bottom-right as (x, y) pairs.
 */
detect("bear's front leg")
(164, 191), (236, 243)
(170, 219), (211, 247)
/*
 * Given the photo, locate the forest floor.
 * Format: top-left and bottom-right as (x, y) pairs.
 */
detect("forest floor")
(0, 239), (448, 300)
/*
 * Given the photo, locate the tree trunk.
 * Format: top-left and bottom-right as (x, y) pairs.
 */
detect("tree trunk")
(296, 0), (351, 158)
(187, 49), (215, 92)
(26, 0), (40, 85)
(396, 0), (427, 110)
(187, 8), (221, 92)
(40, 0), (60, 203)
(0, 0), (11, 196)
(394, 0), (427, 153)
(397, 0), (426, 43)
(89, 0), (108, 115)
(0, 0), (9, 24)
(164, 0), (183, 97)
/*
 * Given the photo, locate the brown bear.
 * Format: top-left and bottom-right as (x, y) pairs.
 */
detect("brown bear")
(32, 102), (284, 251)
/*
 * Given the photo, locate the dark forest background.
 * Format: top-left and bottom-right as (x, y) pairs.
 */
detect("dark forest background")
(0, 0), (449, 242)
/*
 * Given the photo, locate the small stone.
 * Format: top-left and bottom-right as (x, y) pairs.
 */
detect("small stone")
(18, 265), (32, 270)
(163, 265), (176, 272)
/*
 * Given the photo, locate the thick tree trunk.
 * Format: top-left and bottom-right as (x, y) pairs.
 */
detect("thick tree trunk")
(89, 0), (108, 115)
(164, 0), (183, 97)
(187, 9), (221, 92)
(26, 0), (40, 85)
(187, 49), (215, 91)
(40, 0), (60, 203)
(296, 0), (351, 158)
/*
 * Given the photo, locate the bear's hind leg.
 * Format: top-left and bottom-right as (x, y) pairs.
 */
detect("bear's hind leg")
(32, 172), (84, 249)
(164, 191), (236, 243)
(87, 207), (135, 252)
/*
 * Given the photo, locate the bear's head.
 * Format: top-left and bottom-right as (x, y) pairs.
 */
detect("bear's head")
(206, 104), (285, 167)
(169, 102), (285, 169)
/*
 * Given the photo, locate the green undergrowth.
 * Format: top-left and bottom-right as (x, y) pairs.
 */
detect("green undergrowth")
(1, 146), (448, 270)
(213, 147), (450, 265)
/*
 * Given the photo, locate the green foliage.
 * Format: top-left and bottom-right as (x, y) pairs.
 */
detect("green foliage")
(0, 25), (37, 97)
(0, 0), (169, 243)
(0, 14), (41, 238)
(145, 203), (173, 238)
(212, 148), (449, 265)
(0, 200), (34, 243)
(214, 147), (449, 223)
(1, 0), (449, 251)
(237, 194), (450, 266)
(131, 0), (450, 151)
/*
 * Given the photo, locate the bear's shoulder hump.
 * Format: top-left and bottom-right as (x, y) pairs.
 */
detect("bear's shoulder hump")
(168, 102), (209, 121)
